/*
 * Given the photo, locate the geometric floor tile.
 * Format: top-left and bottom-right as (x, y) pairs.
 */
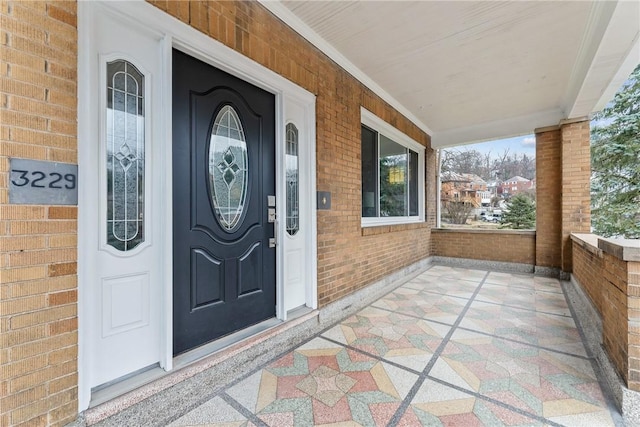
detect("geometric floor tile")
(421, 265), (489, 283)
(475, 283), (571, 316)
(373, 285), (468, 324)
(460, 301), (587, 356)
(398, 378), (548, 426)
(429, 330), (615, 426)
(322, 307), (451, 371)
(484, 272), (564, 294)
(154, 266), (620, 427)
(404, 276), (480, 299)
(227, 337), (419, 426)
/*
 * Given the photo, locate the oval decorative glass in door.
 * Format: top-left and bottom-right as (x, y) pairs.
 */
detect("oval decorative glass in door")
(209, 105), (248, 231)
(106, 59), (145, 251)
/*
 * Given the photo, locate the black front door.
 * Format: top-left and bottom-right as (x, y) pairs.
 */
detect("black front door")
(172, 50), (276, 355)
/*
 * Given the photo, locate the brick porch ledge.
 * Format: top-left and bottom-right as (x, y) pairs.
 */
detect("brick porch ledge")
(571, 232), (640, 425)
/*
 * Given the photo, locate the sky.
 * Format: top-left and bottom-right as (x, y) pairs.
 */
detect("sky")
(445, 134), (536, 158)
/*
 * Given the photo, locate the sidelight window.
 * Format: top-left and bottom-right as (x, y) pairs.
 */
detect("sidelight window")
(106, 60), (145, 251)
(286, 123), (299, 236)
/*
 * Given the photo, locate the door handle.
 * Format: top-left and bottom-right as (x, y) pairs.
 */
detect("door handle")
(269, 214), (278, 248)
(267, 195), (277, 248)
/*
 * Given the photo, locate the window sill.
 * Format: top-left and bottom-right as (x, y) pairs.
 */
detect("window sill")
(361, 221), (429, 236)
(361, 217), (423, 227)
(432, 228), (535, 235)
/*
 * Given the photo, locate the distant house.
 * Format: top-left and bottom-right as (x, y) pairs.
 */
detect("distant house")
(500, 175), (535, 197)
(440, 171), (487, 207)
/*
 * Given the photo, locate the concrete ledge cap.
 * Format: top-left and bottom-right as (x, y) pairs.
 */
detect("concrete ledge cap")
(558, 116), (590, 126)
(598, 236), (640, 261)
(433, 228), (535, 236)
(534, 124), (560, 133)
(534, 116), (589, 134)
(571, 233), (603, 257)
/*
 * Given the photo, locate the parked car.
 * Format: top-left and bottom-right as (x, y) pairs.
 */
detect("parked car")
(483, 213), (502, 223)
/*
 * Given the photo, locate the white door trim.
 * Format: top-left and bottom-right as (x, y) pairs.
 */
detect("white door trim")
(78, 0), (317, 411)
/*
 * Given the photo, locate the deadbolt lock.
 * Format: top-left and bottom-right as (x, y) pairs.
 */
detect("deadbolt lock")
(268, 208), (276, 223)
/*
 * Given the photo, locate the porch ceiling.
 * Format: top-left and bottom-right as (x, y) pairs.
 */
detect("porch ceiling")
(262, 1), (640, 147)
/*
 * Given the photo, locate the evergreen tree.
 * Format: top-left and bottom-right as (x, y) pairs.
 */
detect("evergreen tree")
(591, 64), (640, 239)
(500, 194), (536, 229)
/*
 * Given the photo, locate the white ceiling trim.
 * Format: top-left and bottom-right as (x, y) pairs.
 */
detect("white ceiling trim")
(562, 1), (617, 118)
(568, 0), (640, 117)
(431, 108), (565, 149)
(258, 0), (434, 137)
(593, 33), (640, 112)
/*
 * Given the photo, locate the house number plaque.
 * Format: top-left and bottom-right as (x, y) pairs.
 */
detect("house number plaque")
(9, 158), (78, 205)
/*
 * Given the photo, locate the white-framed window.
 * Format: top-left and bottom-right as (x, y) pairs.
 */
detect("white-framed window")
(361, 108), (425, 227)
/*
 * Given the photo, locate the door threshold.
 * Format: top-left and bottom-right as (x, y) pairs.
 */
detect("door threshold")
(89, 364), (165, 409)
(84, 309), (319, 425)
(173, 317), (282, 370)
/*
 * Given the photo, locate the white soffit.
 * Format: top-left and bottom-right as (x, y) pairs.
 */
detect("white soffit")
(262, 1), (639, 148)
(567, 0), (640, 117)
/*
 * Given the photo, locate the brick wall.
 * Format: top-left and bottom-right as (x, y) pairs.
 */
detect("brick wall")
(1, 1), (79, 426)
(2, 1), (435, 425)
(572, 237), (605, 315)
(572, 237), (640, 392)
(630, 261), (640, 391)
(535, 128), (562, 268)
(560, 121), (591, 272)
(147, 0), (434, 306)
(431, 229), (535, 265)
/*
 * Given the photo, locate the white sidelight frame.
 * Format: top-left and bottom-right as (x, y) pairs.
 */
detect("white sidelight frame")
(78, 0), (317, 411)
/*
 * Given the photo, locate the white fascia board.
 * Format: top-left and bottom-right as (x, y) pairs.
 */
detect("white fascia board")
(566, 0), (640, 118)
(259, 0), (434, 138)
(431, 108), (565, 149)
(562, 1), (617, 118)
(591, 33), (640, 113)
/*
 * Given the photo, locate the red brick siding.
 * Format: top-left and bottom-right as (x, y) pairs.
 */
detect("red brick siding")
(535, 128), (562, 268)
(573, 240), (640, 392)
(572, 240), (605, 316)
(0, 1), (79, 426)
(432, 229), (535, 265)
(560, 121), (591, 271)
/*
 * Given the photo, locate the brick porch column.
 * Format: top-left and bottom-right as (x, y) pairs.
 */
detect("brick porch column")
(560, 119), (592, 272)
(535, 126), (562, 271)
(535, 119), (591, 275)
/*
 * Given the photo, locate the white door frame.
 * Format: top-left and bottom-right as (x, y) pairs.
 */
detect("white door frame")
(78, 0), (317, 411)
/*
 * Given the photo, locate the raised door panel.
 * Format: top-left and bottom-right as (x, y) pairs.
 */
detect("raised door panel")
(191, 249), (224, 309)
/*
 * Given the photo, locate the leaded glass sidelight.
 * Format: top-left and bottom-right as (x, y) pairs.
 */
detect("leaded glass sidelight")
(285, 123), (299, 235)
(106, 60), (145, 251)
(209, 105), (248, 231)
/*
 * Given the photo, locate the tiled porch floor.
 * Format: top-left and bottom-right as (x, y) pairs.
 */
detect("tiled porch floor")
(166, 266), (622, 427)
